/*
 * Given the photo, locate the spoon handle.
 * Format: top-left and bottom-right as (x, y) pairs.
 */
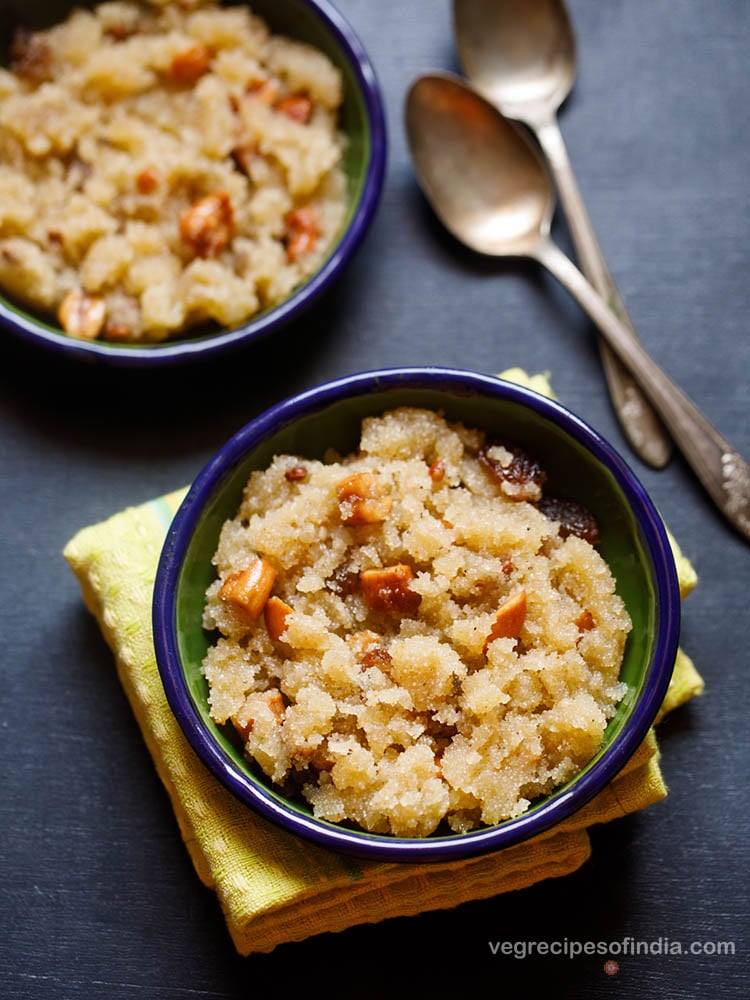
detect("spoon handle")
(535, 238), (750, 542)
(534, 118), (672, 470)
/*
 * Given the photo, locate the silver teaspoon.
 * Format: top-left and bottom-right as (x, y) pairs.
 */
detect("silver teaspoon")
(405, 73), (750, 542)
(453, 0), (672, 469)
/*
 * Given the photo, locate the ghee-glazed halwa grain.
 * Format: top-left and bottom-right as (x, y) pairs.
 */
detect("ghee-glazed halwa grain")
(0, 0), (346, 342)
(202, 408), (632, 837)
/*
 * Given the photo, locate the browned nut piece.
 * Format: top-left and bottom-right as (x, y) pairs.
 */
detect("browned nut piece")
(231, 716), (252, 742)
(179, 190), (233, 258)
(219, 558), (276, 620)
(285, 206), (320, 263)
(336, 471), (392, 526)
(484, 589), (527, 652)
(168, 43), (212, 84)
(274, 93), (313, 124)
(266, 690), (285, 721)
(295, 744), (334, 771)
(360, 564), (422, 616)
(264, 595), (293, 642)
(57, 290), (106, 340)
(575, 609), (596, 632)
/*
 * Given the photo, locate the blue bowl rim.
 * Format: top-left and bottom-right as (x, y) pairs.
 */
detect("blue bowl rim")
(0, 0), (387, 368)
(153, 366), (681, 862)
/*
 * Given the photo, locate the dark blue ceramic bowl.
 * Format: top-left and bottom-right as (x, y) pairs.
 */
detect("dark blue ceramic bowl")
(153, 367), (680, 861)
(0, 0), (386, 366)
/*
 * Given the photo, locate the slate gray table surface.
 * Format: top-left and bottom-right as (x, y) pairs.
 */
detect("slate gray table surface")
(2, 2), (748, 997)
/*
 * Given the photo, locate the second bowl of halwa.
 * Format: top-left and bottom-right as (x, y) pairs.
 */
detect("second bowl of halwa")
(0, 0), (386, 363)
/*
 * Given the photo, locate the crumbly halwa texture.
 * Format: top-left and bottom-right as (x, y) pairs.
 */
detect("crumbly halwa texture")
(0, 0), (346, 342)
(202, 408), (632, 837)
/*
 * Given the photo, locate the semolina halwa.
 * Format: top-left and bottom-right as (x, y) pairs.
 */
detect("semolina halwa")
(0, 0), (347, 342)
(202, 408), (633, 838)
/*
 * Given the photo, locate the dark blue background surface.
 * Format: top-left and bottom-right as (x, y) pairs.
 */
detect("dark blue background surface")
(2, 1), (748, 997)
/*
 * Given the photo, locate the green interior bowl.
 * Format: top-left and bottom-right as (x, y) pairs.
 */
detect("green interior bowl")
(153, 368), (681, 862)
(0, 0), (386, 365)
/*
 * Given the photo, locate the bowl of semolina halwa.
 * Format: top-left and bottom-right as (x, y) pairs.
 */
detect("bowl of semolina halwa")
(152, 367), (681, 861)
(0, 0), (386, 364)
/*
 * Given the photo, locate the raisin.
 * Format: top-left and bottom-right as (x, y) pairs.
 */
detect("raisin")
(361, 646), (393, 669)
(537, 497), (600, 544)
(284, 464), (307, 482)
(325, 564), (359, 598)
(478, 443), (546, 500)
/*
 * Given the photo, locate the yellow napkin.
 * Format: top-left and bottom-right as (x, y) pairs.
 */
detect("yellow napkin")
(63, 371), (703, 956)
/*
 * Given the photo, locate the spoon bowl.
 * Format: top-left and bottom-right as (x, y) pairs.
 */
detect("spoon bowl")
(453, 0), (672, 468)
(405, 73), (750, 542)
(405, 74), (552, 256)
(453, 0), (575, 126)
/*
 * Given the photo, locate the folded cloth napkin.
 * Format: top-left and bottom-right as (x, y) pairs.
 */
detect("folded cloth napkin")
(63, 371), (703, 956)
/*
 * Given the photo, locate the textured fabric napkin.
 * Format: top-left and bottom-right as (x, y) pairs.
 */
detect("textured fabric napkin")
(63, 371), (703, 955)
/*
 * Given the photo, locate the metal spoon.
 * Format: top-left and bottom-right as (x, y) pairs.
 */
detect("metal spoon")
(453, 0), (672, 470)
(405, 73), (750, 542)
